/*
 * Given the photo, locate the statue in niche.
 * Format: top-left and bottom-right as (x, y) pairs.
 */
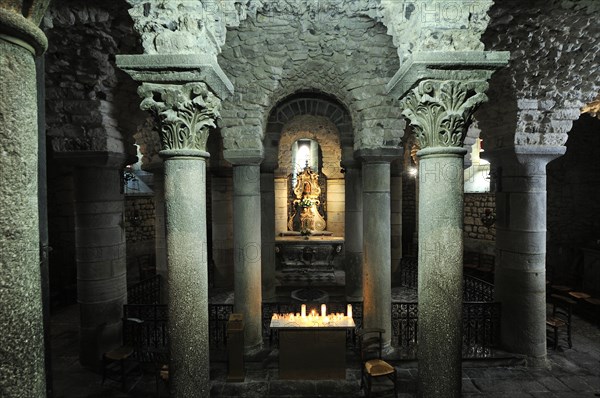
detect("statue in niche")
(287, 163), (327, 233)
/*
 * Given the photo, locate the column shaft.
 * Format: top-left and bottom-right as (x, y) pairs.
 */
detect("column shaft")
(74, 165), (127, 368)
(492, 147), (564, 360)
(344, 166), (363, 300)
(417, 148), (465, 398)
(391, 160), (403, 277)
(164, 154), (210, 396)
(233, 164), (263, 353)
(261, 172), (276, 301)
(0, 37), (46, 397)
(362, 161), (392, 348)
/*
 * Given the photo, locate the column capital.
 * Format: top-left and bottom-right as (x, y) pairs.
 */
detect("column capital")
(386, 51), (509, 97)
(137, 82), (221, 157)
(400, 79), (489, 149)
(387, 51), (509, 151)
(223, 148), (264, 166)
(0, 4), (49, 55)
(484, 145), (566, 176)
(514, 145), (566, 169)
(116, 54), (233, 100)
(354, 148), (401, 163)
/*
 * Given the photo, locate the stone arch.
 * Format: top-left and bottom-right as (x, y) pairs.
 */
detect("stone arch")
(264, 91), (354, 171)
(277, 115), (343, 179)
(268, 94), (353, 135)
(477, 0), (600, 150)
(217, 7), (401, 151)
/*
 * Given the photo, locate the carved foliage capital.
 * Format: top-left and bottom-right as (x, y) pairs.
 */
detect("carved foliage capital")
(138, 82), (221, 152)
(400, 79), (488, 149)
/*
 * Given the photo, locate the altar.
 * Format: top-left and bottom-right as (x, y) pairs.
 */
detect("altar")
(275, 160), (344, 286)
(275, 235), (344, 272)
(270, 307), (355, 379)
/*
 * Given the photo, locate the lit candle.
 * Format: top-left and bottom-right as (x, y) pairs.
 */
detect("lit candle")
(321, 304), (326, 318)
(301, 304), (306, 318)
(347, 304), (353, 319)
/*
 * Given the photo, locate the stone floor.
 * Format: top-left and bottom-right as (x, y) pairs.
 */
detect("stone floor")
(50, 303), (600, 398)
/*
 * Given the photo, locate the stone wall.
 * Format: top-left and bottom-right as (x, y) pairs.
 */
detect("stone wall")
(44, 0), (143, 156)
(464, 193), (496, 241)
(47, 164), (77, 305)
(547, 114), (600, 284)
(211, 173), (234, 288)
(478, 0), (600, 150)
(125, 196), (155, 244)
(218, 3), (404, 151)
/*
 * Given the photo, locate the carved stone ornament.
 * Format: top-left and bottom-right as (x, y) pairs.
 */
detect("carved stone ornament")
(400, 79), (489, 149)
(138, 82), (221, 152)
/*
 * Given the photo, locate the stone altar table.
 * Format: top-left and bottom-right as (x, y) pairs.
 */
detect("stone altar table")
(275, 236), (344, 272)
(270, 312), (355, 379)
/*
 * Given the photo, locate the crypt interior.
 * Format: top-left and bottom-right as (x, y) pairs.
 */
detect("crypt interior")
(1, 0), (600, 397)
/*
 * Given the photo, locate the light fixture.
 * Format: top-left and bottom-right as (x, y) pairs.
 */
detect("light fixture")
(481, 208), (496, 228)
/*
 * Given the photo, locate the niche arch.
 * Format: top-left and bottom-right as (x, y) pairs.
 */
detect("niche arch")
(277, 115), (343, 179)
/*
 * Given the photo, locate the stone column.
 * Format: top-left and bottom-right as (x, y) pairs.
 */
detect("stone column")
(343, 161), (363, 301)
(326, 178), (345, 236)
(211, 172), (234, 288)
(400, 79), (491, 398)
(488, 145), (565, 362)
(137, 82), (221, 397)
(0, 3), (49, 396)
(225, 149), (264, 354)
(390, 159), (403, 278)
(261, 171), (277, 301)
(274, 176), (288, 234)
(73, 156), (128, 368)
(417, 146), (466, 396)
(357, 149), (397, 350)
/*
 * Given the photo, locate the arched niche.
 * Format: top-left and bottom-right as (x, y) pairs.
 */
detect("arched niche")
(277, 115), (343, 179)
(274, 115), (345, 237)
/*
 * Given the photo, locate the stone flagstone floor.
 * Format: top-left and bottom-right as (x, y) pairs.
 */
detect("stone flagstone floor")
(50, 303), (600, 397)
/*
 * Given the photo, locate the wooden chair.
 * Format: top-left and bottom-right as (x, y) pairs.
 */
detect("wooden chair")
(357, 328), (398, 398)
(102, 318), (144, 390)
(546, 294), (575, 350)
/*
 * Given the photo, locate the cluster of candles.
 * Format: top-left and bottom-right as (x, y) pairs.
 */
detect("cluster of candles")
(271, 304), (353, 325)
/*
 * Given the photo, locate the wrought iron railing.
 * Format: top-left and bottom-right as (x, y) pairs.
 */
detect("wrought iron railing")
(393, 257), (500, 358)
(209, 303), (234, 347)
(130, 300), (499, 359)
(392, 302), (419, 358)
(127, 274), (161, 304)
(123, 303), (168, 362)
(463, 274), (495, 302)
(462, 302), (501, 358)
(398, 257), (418, 288)
(397, 257), (496, 302)
(389, 301), (501, 359)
